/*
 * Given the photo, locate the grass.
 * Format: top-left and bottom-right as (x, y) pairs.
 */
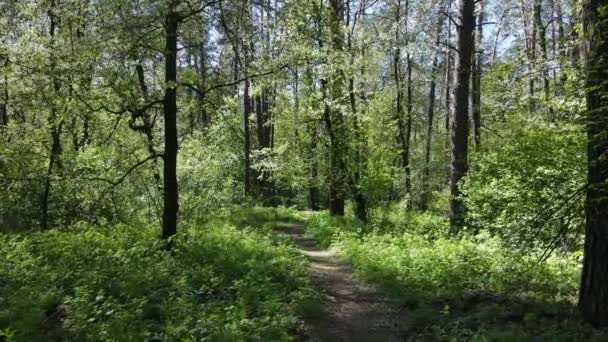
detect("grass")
(0, 207), (317, 341)
(305, 208), (608, 341)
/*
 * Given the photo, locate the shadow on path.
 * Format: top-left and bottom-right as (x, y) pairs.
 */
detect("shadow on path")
(275, 223), (402, 342)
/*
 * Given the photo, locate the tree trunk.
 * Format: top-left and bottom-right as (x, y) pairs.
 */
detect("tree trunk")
(322, 76), (345, 215)
(255, 86), (273, 198)
(393, 0), (413, 206)
(161, 12), (179, 239)
(449, 0), (475, 232)
(41, 0), (63, 230)
(308, 122), (320, 211)
(556, 0), (567, 84)
(522, 0), (537, 113)
(579, 0), (608, 327)
(404, 53), (413, 208)
(421, 11), (445, 210)
(445, 0), (453, 183)
(471, 3), (483, 150)
(326, 0), (346, 216)
(303, 66), (320, 211)
(199, 28), (208, 128)
(534, 0), (552, 114)
(350, 76), (367, 222)
(570, 7), (582, 67)
(0, 65), (7, 126)
(243, 77), (252, 197)
(347, 1), (368, 222)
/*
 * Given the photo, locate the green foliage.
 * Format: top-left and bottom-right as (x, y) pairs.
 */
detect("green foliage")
(368, 202), (449, 238)
(462, 121), (585, 249)
(0, 210), (317, 341)
(179, 123), (243, 224)
(305, 210), (605, 340)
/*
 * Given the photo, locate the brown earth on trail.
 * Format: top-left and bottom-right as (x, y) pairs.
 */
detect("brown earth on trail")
(275, 223), (403, 342)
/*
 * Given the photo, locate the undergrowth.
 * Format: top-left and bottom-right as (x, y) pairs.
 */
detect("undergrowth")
(0, 207), (317, 341)
(306, 209), (607, 341)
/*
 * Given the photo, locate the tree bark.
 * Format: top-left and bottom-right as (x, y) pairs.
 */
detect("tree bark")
(0, 50), (8, 127)
(471, 2), (483, 150)
(347, 0), (368, 222)
(393, 0), (413, 207)
(0, 74), (7, 127)
(308, 122), (320, 211)
(579, 0), (608, 327)
(445, 0), (454, 182)
(556, 0), (567, 84)
(421, 10), (445, 210)
(161, 11), (179, 239)
(449, 0), (475, 232)
(326, 0), (346, 216)
(41, 0), (63, 230)
(303, 65), (320, 211)
(198, 26), (208, 128)
(521, 0), (537, 113)
(534, 0), (552, 114)
(243, 77), (252, 197)
(404, 53), (413, 208)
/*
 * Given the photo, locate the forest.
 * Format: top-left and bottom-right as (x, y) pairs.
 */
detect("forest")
(1, 0), (607, 340)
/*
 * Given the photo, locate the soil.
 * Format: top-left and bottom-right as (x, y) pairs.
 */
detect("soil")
(275, 223), (403, 342)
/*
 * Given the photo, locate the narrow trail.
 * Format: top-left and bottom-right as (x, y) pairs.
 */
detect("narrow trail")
(275, 223), (402, 342)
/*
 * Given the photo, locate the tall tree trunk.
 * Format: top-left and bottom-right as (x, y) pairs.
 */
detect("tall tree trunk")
(393, 0), (406, 196)
(321, 76), (345, 215)
(308, 121), (320, 211)
(393, 0), (413, 206)
(403, 0), (413, 208)
(161, 11), (179, 239)
(471, 2), (483, 150)
(522, 0), (537, 113)
(550, 0), (557, 61)
(198, 26), (208, 128)
(243, 77), (252, 197)
(556, 0), (567, 84)
(579, 0), (608, 327)
(570, 7), (582, 67)
(445, 0), (454, 182)
(41, 0), (63, 230)
(326, 0), (346, 216)
(449, 0), (475, 232)
(349, 74), (367, 222)
(534, 0), (552, 114)
(404, 53), (413, 208)
(255, 86), (273, 198)
(421, 10), (445, 210)
(0, 54), (7, 127)
(347, 0), (368, 222)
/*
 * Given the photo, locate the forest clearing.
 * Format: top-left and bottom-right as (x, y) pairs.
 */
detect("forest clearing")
(1, 0), (608, 340)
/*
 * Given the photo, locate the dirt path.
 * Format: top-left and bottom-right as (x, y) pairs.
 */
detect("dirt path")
(275, 223), (402, 342)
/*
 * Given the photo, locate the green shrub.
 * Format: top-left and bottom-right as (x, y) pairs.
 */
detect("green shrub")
(461, 122), (585, 249)
(0, 214), (316, 341)
(304, 211), (604, 340)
